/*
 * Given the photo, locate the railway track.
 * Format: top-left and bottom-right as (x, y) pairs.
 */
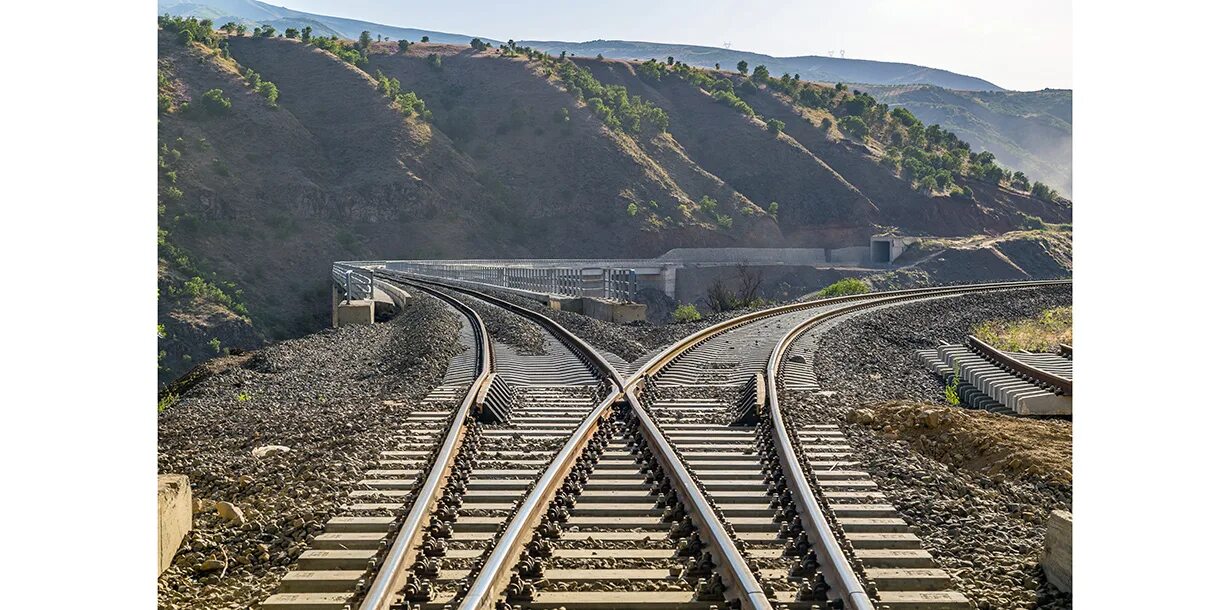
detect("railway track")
(263, 275), (1068, 610)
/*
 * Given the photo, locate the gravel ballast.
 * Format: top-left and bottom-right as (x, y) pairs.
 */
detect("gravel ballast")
(156, 291), (461, 610)
(809, 285), (1073, 404)
(787, 285), (1074, 609)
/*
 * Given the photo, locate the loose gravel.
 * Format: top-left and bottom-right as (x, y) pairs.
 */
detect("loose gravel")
(810, 286), (1073, 404)
(448, 291), (547, 355)
(785, 285), (1074, 610)
(461, 285), (773, 364)
(156, 291), (461, 610)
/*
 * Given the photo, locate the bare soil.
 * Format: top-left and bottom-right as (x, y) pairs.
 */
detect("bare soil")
(850, 401), (1072, 486)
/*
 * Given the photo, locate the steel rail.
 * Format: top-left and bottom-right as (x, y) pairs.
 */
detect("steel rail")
(357, 280), (495, 610)
(380, 271), (623, 383)
(967, 334), (1073, 395)
(761, 282), (1067, 609)
(459, 387), (622, 610)
(621, 280), (1070, 608)
(624, 387), (774, 610)
(383, 271), (770, 610)
(634, 280), (1070, 380)
(1058, 343), (1073, 358)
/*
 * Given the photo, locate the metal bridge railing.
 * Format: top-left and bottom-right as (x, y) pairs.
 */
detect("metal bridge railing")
(375, 262), (639, 302)
(331, 264), (374, 301)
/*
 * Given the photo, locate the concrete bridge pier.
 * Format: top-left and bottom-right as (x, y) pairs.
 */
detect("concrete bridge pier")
(331, 284), (374, 327)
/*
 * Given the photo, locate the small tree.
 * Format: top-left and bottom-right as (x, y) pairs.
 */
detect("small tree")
(667, 56), (675, 65)
(737, 60), (748, 75)
(715, 62), (721, 70)
(837, 115), (868, 141)
(470, 37), (484, 50)
(301, 26), (312, 42)
(421, 35), (429, 42)
(1031, 181), (1057, 202)
(221, 22), (236, 34)
(768, 202), (779, 219)
(199, 89), (231, 115)
(735, 265), (764, 305)
(766, 118), (785, 135)
(256, 81), (279, 107)
(427, 53), (442, 70)
(358, 30), (372, 50)
(626, 202), (639, 217)
(751, 64), (770, 84)
(705, 279), (738, 312)
(236, 24), (247, 36)
(284, 27), (299, 39)
(399, 39), (411, 53)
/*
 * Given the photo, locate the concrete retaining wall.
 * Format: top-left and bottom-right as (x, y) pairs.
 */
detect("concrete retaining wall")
(582, 297), (646, 323)
(158, 474), (192, 575)
(1042, 510), (1072, 592)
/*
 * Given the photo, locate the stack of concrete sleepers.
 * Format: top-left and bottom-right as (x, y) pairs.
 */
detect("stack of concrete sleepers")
(917, 345), (1072, 416)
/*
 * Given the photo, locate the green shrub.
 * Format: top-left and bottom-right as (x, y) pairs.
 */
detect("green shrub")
(712, 90), (754, 117)
(768, 202), (779, 219)
(256, 81), (278, 107)
(818, 277), (870, 297)
(766, 118), (785, 135)
(158, 392), (177, 412)
(165, 186), (184, 201)
(945, 364), (961, 406)
(396, 91), (429, 118)
(199, 88), (231, 115)
(673, 303), (701, 322)
(555, 61), (669, 133)
(837, 115), (868, 141)
(626, 202), (639, 217)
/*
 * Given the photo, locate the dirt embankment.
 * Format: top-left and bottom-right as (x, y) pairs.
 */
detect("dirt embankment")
(848, 402), (1071, 486)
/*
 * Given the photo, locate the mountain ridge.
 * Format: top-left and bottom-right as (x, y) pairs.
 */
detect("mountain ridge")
(157, 0), (1003, 90)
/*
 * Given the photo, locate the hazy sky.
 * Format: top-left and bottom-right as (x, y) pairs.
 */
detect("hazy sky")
(275, 0), (1071, 91)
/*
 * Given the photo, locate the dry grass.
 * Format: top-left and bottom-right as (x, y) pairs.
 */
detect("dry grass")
(972, 305), (1071, 352)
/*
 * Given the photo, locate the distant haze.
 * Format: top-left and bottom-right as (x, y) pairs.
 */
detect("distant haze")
(274, 0), (1072, 91)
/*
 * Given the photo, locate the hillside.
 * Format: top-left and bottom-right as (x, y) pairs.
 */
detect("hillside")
(155, 2), (1072, 200)
(860, 85), (1072, 196)
(155, 19), (1070, 385)
(526, 40), (1001, 91)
